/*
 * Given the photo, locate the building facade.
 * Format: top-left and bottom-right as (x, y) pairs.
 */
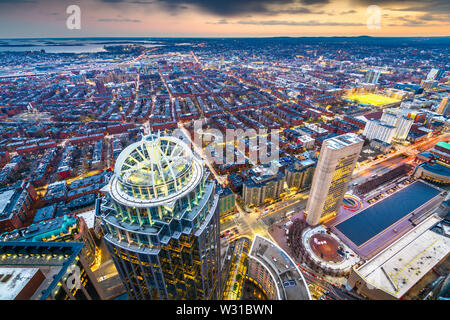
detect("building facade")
(285, 159), (315, 192)
(217, 186), (236, 219)
(305, 133), (363, 226)
(380, 111), (414, 140)
(436, 97), (449, 115)
(415, 141), (450, 185)
(100, 133), (221, 300)
(243, 158), (315, 207)
(363, 119), (396, 144)
(0, 181), (37, 232)
(364, 69), (381, 84)
(243, 170), (285, 207)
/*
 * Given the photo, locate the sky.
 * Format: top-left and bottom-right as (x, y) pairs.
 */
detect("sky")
(0, 0), (449, 38)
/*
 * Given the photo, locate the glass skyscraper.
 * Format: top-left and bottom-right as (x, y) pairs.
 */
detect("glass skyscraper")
(100, 133), (221, 300)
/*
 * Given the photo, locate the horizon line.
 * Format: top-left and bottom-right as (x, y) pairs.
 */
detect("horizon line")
(1, 35), (450, 40)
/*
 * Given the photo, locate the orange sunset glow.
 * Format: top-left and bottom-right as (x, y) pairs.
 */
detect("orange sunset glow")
(0, 0), (448, 38)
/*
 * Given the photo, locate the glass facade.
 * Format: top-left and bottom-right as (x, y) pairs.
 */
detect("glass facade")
(101, 134), (221, 300)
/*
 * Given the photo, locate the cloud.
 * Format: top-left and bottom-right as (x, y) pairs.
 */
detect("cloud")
(206, 19), (229, 24)
(130, 1), (153, 3)
(385, 12), (450, 26)
(265, 7), (326, 15)
(236, 19), (364, 26)
(154, 0), (330, 16)
(353, 0), (450, 14)
(0, 0), (36, 3)
(94, 0), (331, 17)
(340, 9), (357, 14)
(98, 17), (142, 22)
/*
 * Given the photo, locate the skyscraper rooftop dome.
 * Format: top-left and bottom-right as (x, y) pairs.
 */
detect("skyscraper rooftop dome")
(110, 133), (203, 206)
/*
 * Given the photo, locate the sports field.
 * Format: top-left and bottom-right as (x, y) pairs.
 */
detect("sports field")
(343, 93), (400, 106)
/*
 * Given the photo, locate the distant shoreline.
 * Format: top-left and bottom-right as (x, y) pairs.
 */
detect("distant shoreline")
(0, 36), (450, 40)
(0, 36), (447, 53)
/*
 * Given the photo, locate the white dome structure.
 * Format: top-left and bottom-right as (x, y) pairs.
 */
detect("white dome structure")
(109, 133), (203, 207)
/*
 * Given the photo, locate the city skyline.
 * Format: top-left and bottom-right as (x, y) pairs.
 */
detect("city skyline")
(0, 3), (448, 303)
(0, 0), (449, 38)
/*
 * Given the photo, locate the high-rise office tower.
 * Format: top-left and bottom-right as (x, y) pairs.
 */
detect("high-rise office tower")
(363, 119), (396, 144)
(436, 96), (449, 115)
(394, 116), (414, 140)
(100, 133), (221, 300)
(364, 69), (381, 84)
(381, 111), (399, 127)
(380, 111), (414, 141)
(426, 68), (445, 81)
(305, 133), (363, 226)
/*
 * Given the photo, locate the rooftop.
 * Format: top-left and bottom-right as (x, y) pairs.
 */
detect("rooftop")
(0, 241), (84, 300)
(249, 235), (311, 300)
(436, 141), (450, 151)
(1, 214), (78, 242)
(325, 133), (363, 150)
(419, 162), (450, 178)
(354, 215), (450, 299)
(0, 182), (31, 221)
(112, 133), (199, 202)
(335, 181), (442, 247)
(0, 189), (15, 217)
(0, 267), (41, 300)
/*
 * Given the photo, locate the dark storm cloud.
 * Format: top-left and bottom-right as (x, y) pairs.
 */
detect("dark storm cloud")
(2, 0), (448, 18)
(351, 0), (450, 13)
(0, 0), (36, 3)
(96, 0), (330, 16)
(157, 0), (330, 16)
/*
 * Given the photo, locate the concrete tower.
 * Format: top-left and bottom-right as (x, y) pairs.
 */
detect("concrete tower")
(305, 133), (363, 226)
